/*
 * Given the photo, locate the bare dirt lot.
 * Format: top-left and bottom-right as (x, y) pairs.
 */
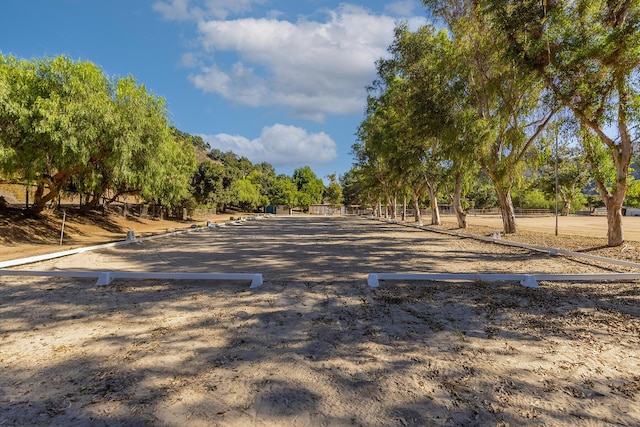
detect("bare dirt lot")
(1, 215), (640, 426)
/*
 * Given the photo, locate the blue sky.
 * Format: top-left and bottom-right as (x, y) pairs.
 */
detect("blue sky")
(1, 0), (428, 179)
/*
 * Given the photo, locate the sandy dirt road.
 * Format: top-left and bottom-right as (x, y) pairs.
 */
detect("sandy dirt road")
(1, 216), (639, 426)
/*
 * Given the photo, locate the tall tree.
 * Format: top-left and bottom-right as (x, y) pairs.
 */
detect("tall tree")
(387, 24), (482, 228)
(354, 96), (400, 219)
(83, 76), (196, 211)
(423, 0), (556, 234)
(0, 55), (116, 215)
(0, 54), (196, 215)
(232, 178), (262, 211)
(487, 0), (640, 245)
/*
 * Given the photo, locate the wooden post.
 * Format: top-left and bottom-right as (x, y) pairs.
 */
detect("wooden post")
(59, 211), (66, 246)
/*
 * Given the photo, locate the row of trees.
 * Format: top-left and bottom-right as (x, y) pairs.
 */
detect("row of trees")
(349, 0), (639, 246)
(0, 54), (342, 216)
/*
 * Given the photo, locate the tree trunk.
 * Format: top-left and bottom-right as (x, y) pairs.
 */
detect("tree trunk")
(496, 186), (517, 234)
(427, 182), (441, 226)
(412, 191), (423, 226)
(29, 181), (61, 216)
(452, 171), (467, 228)
(388, 195), (396, 220)
(384, 195), (390, 218)
(595, 178), (627, 247)
(80, 193), (102, 214)
(605, 202), (624, 247)
(589, 143), (628, 246)
(80, 185), (108, 214)
(401, 196), (406, 222)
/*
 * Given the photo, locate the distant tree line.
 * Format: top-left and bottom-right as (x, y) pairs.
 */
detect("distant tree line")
(346, 0), (639, 247)
(192, 152), (342, 213)
(0, 53), (342, 216)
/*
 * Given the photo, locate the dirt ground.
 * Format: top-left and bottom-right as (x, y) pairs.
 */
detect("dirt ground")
(0, 209), (235, 262)
(1, 215), (640, 426)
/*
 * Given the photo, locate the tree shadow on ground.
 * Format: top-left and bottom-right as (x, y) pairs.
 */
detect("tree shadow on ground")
(2, 216), (639, 425)
(1, 274), (639, 426)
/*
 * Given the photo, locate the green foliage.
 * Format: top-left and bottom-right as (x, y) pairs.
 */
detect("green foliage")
(191, 161), (225, 207)
(270, 174), (298, 207)
(624, 175), (640, 208)
(232, 178), (262, 211)
(191, 145), (326, 212)
(172, 127), (210, 152)
(293, 166), (325, 208)
(536, 138), (592, 214)
(485, 0), (640, 245)
(354, 3), (555, 230)
(0, 53), (197, 214)
(340, 168), (365, 206)
(324, 173), (343, 208)
(520, 189), (552, 210)
(466, 171), (498, 209)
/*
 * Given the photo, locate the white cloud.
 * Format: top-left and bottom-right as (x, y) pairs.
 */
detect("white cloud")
(385, 0), (420, 17)
(189, 5), (413, 121)
(155, 2), (428, 121)
(153, 0), (266, 21)
(201, 124), (338, 167)
(179, 52), (201, 68)
(153, 0), (192, 21)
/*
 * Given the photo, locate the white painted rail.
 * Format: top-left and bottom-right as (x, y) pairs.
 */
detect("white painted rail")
(0, 269), (263, 288)
(367, 272), (640, 288)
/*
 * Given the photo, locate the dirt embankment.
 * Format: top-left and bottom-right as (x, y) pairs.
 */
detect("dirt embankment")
(0, 208), (235, 262)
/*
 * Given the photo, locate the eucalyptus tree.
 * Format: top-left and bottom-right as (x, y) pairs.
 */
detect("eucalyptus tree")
(342, 161), (383, 216)
(354, 104), (393, 218)
(387, 24), (483, 228)
(422, 0), (556, 234)
(371, 75), (431, 222)
(486, 0), (640, 246)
